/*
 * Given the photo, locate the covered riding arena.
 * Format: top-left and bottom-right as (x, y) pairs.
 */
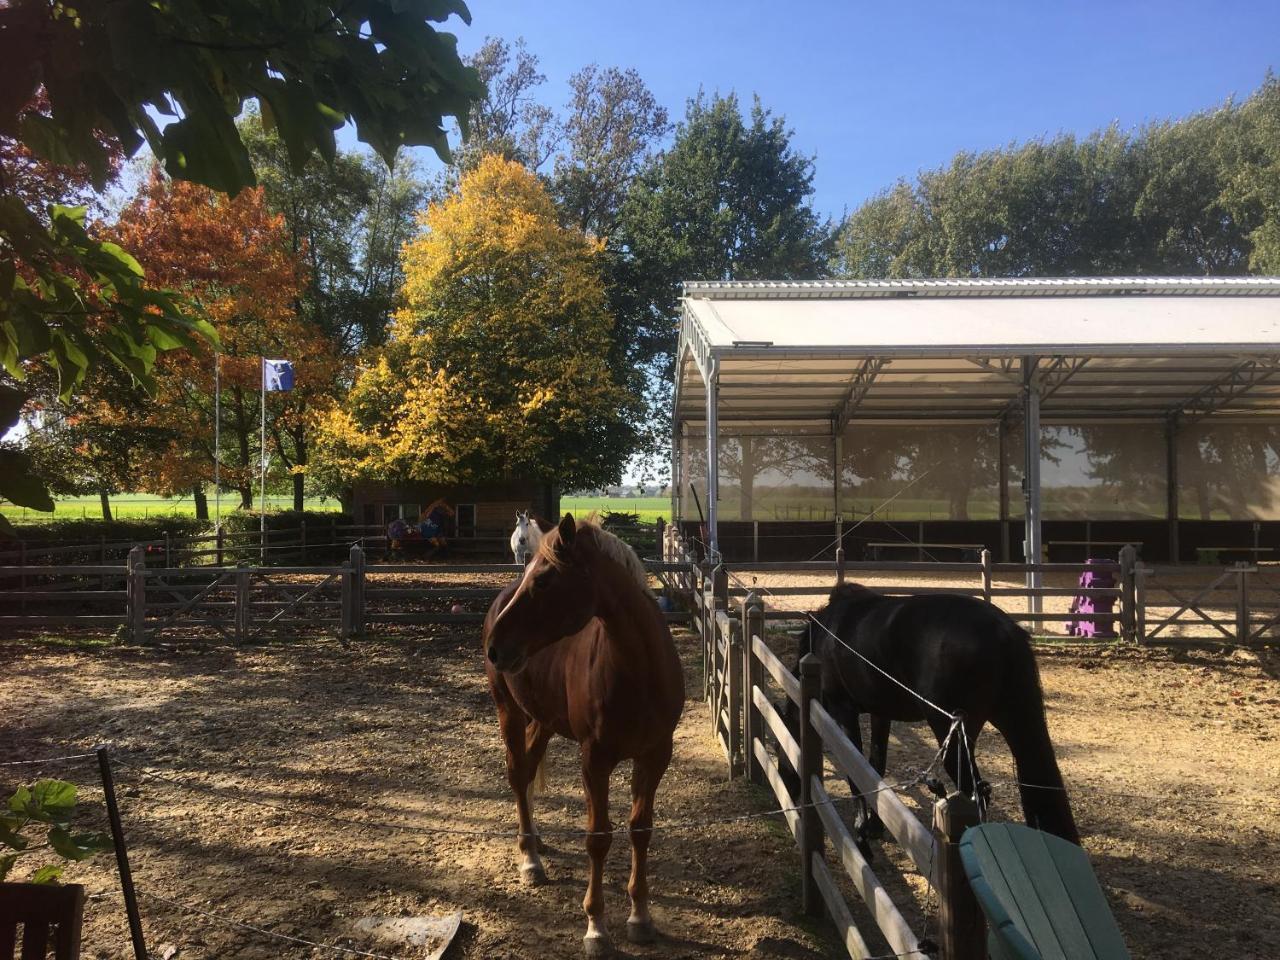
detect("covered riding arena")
(674, 277), (1280, 565)
(672, 277), (1280, 640)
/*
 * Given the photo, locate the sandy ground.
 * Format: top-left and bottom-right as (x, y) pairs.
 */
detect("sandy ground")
(0, 626), (833, 960)
(2, 619), (1279, 960)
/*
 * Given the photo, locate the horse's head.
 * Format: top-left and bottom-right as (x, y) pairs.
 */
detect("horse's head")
(487, 514), (598, 672)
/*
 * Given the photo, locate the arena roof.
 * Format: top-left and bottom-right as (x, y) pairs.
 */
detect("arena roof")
(676, 278), (1280, 427)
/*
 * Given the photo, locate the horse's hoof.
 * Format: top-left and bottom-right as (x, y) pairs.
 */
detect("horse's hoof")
(519, 863), (547, 885)
(626, 919), (656, 944)
(583, 931), (614, 957)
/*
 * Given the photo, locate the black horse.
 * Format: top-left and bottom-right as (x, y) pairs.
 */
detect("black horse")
(783, 582), (1080, 845)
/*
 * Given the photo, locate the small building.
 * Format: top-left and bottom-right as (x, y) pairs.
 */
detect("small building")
(352, 480), (558, 539)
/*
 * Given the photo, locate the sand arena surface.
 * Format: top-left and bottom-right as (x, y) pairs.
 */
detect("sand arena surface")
(1, 617), (1278, 959)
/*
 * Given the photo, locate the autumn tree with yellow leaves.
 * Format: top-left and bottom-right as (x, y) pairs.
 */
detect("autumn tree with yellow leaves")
(313, 156), (641, 492)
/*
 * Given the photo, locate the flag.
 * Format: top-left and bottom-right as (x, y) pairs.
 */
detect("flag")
(263, 358), (294, 392)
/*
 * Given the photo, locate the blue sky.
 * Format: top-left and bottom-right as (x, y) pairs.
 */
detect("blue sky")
(403, 0), (1280, 220)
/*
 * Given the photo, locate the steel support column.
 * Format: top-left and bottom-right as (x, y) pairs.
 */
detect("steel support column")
(997, 416), (1010, 562)
(1166, 415), (1180, 563)
(832, 422), (843, 521)
(1022, 357), (1042, 611)
(706, 362), (720, 561)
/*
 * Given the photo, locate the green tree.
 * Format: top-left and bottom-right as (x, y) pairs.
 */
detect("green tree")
(0, 0), (482, 529)
(613, 93), (831, 477)
(312, 156), (639, 492)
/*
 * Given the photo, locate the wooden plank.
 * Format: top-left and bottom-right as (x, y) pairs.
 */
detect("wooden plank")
(366, 564), (522, 574)
(364, 587), (500, 599)
(810, 851), (874, 960)
(0, 615), (125, 626)
(994, 562), (1118, 574)
(753, 738), (800, 840)
(989, 587), (1121, 598)
(0, 565), (125, 575)
(974, 825), (1065, 959)
(752, 634), (801, 703)
(753, 685), (801, 774)
(812, 777), (926, 960)
(1007, 827), (1100, 960)
(811, 702), (937, 881)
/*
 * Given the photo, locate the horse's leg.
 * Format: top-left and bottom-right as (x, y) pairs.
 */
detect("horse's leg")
(497, 701), (545, 884)
(859, 713), (892, 841)
(524, 721), (553, 854)
(581, 744), (615, 957)
(825, 694), (877, 839)
(626, 739), (673, 944)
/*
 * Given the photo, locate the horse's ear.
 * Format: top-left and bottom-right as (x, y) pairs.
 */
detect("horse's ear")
(558, 513), (576, 545)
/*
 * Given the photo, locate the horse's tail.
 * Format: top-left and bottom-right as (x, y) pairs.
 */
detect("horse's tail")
(995, 627), (1082, 846)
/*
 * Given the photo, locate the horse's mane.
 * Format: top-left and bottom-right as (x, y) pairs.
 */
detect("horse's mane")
(536, 517), (654, 598)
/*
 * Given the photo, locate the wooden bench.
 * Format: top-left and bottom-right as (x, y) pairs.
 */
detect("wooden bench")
(0, 883), (85, 960)
(960, 823), (1130, 960)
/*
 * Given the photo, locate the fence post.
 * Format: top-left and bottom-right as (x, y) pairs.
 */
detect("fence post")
(699, 560), (713, 701)
(980, 548), (992, 602)
(19, 540), (27, 618)
(1236, 562), (1251, 645)
(933, 791), (986, 960)
(100, 535), (107, 590)
(727, 614), (743, 779)
(163, 530), (171, 563)
(711, 563), (728, 708)
(798, 653), (824, 918)
(300, 519), (307, 563)
(235, 565), (250, 643)
(742, 593), (766, 787)
(753, 520), (759, 563)
(655, 517), (666, 561)
(349, 543), (366, 638)
(1118, 544), (1137, 644)
(216, 525), (225, 567)
(340, 557), (353, 641)
(127, 545), (146, 644)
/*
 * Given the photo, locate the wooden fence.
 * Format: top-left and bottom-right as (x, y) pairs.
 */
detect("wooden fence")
(0, 545), (694, 641)
(696, 571), (986, 959)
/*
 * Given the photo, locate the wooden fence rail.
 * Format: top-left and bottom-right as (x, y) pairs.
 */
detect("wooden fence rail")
(0, 544), (693, 640)
(698, 577), (984, 960)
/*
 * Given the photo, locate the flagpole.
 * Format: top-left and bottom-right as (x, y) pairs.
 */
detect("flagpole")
(213, 353), (221, 529)
(260, 357), (267, 562)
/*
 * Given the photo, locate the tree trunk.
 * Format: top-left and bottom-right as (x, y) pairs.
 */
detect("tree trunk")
(99, 488), (113, 522)
(292, 430), (306, 512)
(239, 485), (254, 510)
(193, 485), (208, 521)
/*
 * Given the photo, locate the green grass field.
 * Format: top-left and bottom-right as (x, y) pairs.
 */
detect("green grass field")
(560, 495), (669, 522)
(0, 493), (343, 522)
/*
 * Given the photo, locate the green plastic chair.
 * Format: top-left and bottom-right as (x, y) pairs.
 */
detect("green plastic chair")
(959, 823), (1131, 960)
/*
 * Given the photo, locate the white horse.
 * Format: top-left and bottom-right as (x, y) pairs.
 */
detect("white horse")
(510, 511), (543, 565)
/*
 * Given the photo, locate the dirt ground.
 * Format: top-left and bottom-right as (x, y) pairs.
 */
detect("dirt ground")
(2, 618), (1279, 960)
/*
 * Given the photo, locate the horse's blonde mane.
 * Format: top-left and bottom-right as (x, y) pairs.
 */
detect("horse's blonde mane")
(535, 516), (654, 597)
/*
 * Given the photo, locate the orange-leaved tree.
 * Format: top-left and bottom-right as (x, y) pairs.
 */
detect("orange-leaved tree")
(112, 171), (341, 513)
(312, 155), (640, 493)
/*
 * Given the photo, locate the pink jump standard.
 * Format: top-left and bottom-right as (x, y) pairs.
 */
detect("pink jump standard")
(484, 515), (685, 957)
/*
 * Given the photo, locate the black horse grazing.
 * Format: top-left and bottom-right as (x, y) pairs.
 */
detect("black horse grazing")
(784, 582), (1080, 845)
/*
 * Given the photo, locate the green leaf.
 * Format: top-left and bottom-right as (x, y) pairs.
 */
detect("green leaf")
(0, 383), (26, 433)
(31, 864), (64, 884)
(0, 816), (30, 851)
(0, 854), (16, 881)
(47, 828), (111, 862)
(0, 450), (56, 512)
(12, 780), (78, 823)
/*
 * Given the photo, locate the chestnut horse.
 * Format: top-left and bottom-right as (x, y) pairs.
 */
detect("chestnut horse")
(484, 514), (685, 957)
